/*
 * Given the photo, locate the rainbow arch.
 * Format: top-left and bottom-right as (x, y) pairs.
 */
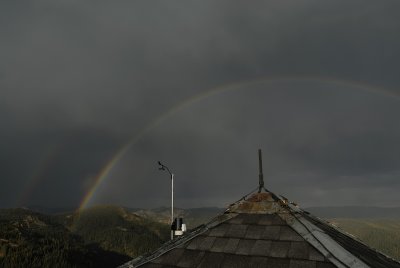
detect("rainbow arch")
(76, 75), (400, 212)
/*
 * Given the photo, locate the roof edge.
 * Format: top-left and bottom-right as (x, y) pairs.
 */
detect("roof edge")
(119, 212), (238, 268)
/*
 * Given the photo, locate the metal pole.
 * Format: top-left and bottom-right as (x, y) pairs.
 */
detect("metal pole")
(258, 149), (264, 193)
(171, 173), (174, 240)
(157, 161), (175, 241)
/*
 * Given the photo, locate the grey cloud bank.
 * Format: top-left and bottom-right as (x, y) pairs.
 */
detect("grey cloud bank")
(1, 0), (400, 209)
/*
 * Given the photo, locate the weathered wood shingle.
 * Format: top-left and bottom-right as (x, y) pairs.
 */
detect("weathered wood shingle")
(121, 191), (400, 268)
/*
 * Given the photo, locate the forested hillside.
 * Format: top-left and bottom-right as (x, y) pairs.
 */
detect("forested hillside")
(66, 206), (169, 257)
(1, 206), (400, 267)
(0, 208), (131, 267)
(0, 207), (169, 268)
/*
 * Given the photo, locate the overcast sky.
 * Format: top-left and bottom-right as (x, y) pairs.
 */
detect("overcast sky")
(1, 0), (400, 209)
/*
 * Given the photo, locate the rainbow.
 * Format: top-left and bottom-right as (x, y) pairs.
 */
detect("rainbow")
(75, 75), (400, 212)
(17, 142), (64, 207)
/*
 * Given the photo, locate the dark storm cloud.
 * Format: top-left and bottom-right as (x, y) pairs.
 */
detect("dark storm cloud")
(1, 0), (400, 208)
(92, 82), (400, 208)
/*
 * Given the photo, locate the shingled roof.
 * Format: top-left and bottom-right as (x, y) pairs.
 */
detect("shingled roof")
(120, 188), (400, 268)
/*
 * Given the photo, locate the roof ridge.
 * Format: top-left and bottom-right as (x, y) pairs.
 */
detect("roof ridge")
(119, 190), (400, 268)
(293, 206), (400, 268)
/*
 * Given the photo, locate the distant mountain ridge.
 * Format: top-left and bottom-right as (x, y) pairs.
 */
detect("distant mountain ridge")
(25, 205), (400, 220)
(131, 206), (400, 224)
(133, 207), (223, 229)
(305, 206), (400, 219)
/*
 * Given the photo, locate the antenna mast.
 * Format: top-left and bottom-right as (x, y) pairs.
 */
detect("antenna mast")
(258, 149), (264, 193)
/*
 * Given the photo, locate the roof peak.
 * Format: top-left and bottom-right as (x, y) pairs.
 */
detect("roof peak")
(121, 187), (400, 268)
(227, 191), (285, 214)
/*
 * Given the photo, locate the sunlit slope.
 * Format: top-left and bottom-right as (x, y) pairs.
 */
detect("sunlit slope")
(329, 218), (400, 261)
(61, 205), (170, 258)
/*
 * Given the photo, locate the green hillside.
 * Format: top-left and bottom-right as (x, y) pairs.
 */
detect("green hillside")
(67, 206), (169, 257)
(329, 218), (400, 261)
(0, 206), (169, 268)
(0, 208), (130, 267)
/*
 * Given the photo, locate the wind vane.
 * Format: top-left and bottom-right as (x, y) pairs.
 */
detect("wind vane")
(258, 149), (264, 192)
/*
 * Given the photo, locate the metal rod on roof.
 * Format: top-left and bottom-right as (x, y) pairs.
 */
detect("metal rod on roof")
(158, 161), (174, 240)
(258, 149), (264, 193)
